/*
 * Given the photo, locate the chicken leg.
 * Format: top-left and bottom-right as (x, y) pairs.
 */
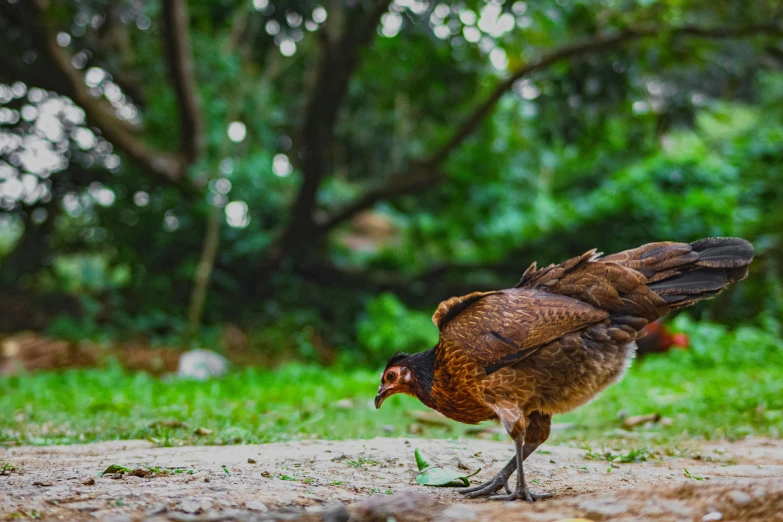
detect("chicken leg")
(487, 433), (553, 501)
(459, 411), (551, 500)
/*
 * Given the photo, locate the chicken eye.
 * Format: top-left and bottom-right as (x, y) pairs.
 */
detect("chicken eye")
(386, 371), (396, 381)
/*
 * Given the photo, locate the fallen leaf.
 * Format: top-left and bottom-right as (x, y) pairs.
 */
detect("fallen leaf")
(622, 413), (661, 429)
(414, 448), (430, 471)
(32, 481), (52, 487)
(416, 465), (480, 487)
(82, 478), (95, 486)
(413, 448), (480, 487)
(101, 464), (131, 476)
(247, 458), (257, 464)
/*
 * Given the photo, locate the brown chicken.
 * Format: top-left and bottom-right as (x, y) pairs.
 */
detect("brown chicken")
(636, 320), (689, 357)
(374, 237), (753, 501)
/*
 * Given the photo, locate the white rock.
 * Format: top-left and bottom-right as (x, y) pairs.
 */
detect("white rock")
(177, 349), (229, 380)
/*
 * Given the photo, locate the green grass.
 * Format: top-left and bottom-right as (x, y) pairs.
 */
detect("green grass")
(0, 357), (781, 448)
(1, 318), (782, 447)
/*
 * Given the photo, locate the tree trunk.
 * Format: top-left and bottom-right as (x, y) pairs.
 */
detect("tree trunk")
(185, 207), (221, 345)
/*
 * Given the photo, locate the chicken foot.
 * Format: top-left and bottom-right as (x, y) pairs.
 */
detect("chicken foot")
(487, 435), (552, 501)
(459, 410), (552, 500)
(458, 456), (516, 497)
(458, 438), (546, 499)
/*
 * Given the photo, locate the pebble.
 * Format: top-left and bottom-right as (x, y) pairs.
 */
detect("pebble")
(727, 490), (751, 506)
(245, 500), (268, 512)
(578, 499), (630, 516)
(321, 503), (350, 522)
(144, 503), (168, 516)
(703, 511), (723, 522)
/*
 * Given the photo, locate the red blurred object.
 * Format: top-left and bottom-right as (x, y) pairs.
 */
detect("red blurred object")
(636, 320), (689, 357)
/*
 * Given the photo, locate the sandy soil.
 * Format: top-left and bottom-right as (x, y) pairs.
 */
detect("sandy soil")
(1, 437), (782, 521)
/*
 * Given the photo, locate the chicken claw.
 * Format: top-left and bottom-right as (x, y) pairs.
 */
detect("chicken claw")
(489, 486), (552, 503)
(458, 474), (512, 498)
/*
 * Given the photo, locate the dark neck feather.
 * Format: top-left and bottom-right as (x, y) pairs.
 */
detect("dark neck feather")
(405, 347), (437, 403)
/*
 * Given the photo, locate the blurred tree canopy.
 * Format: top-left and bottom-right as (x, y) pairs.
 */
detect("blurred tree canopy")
(1, 0), (782, 362)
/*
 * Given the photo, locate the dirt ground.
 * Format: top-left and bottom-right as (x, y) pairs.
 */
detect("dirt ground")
(2, 437), (782, 521)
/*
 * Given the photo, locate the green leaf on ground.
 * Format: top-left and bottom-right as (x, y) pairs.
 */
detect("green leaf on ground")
(414, 448), (431, 471)
(101, 464), (131, 475)
(413, 448), (479, 487)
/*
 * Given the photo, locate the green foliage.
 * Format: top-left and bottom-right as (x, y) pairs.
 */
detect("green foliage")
(667, 314), (783, 369)
(356, 293), (438, 363)
(48, 255), (131, 294)
(1, 0), (783, 358)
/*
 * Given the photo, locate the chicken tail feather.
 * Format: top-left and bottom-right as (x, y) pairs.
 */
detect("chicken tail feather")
(612, 237), (754, 310)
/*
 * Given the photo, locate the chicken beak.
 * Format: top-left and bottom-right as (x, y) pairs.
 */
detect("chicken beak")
(375, 384), (392, 409)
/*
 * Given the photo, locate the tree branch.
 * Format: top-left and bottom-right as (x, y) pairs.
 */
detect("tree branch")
(28, 0), (188, 184)
(282, 0), (393, 246)
(316, 22), (783, 232)
(161, 0), (204, 165)
(316, 166), (442, 232)
(424, 23), (783, 168)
